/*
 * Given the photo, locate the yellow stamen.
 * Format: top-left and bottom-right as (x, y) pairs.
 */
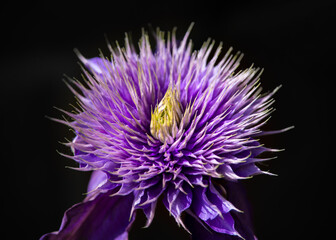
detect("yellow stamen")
(150, 86), (182, 143)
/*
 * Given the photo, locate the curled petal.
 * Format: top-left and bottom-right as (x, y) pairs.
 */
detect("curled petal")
(192, 186), (222, 221)
(163, 184), (192, 230)
(189, 185), (243, 238)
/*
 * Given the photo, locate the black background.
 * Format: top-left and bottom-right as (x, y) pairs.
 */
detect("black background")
(1, 0), (335, 239)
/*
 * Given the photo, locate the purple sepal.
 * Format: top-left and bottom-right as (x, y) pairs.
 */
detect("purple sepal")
(40, 192), (135, 240)
(191, 185), (240, 237)
(162, 184), (192, 230)
(185, 182), (257, 240)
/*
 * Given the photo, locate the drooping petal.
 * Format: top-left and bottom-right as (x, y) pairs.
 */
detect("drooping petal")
(192, 186), (221, 221)
(40, 192), (135, 240)
(205, 214), (239, 236)
(185, 182), (257, 239)
(163, 183), (192, 229)
(186, 181), (258, 239)
(185, 212), (248, 240)
(190, 185), (242, 238)
(206, 182), (240, 214)
(142, 201), (157, 228)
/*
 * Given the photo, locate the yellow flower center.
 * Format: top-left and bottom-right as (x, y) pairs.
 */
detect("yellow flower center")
(150, 86), (182, 143)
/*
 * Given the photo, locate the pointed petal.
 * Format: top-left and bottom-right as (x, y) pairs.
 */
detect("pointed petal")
(163, 184), (193, 232)
(192, 186), (220, 221)
(189, 186), (243, 239)
(87, 170), (108, 193)
(207, 182), (240, 214)
(205, 214), (239, 236)
(233, 163), (270, 178)
(185, 212), (248, 240)
(142, 201), (157, 228)
(163, 184), (192, 218)
(76, 52), (109, 76)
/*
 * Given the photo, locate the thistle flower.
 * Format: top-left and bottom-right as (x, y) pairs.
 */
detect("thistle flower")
(41, 24), (292, 240)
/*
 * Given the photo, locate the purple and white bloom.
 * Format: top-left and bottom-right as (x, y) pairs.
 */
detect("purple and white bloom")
(41, 25), (291, 240)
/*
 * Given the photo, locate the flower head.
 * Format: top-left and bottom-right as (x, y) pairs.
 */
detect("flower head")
(42, 24), (291, 240)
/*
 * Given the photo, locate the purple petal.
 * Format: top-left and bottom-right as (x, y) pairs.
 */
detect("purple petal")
(192, 186), (220, 221)
(162, 184), (193, 231)
(233, 163), (270, 178)
(40, 192), (135, 240)
(87, 170), (108, 193)
(76, 52), (109, 76)
(189, 185), (243, 238)
(205, 214), (238, 236)
(186, 182), (258, 239)
(138, 182), (165, 206)
(142, 201), (157, 228)
(207, 182), (239, 214)
(163, 184), (192, 218)
(170, 186), (192, 217)
(86, 171), (119, 199)
(185, 212), (247, 240)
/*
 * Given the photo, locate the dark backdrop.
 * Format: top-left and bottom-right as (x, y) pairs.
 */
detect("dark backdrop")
(1, 1), (335, 239)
